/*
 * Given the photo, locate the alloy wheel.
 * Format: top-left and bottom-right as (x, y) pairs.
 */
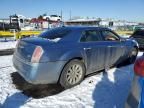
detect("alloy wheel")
(66, 64), (83, 85)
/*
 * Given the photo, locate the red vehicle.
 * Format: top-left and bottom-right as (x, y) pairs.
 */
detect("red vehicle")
(134, 53), (144, 108)
(134, 54), (144, 77)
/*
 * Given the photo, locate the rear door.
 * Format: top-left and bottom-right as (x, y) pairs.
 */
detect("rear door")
(100, 30), (125, 67)
(80, 29), (106, 74)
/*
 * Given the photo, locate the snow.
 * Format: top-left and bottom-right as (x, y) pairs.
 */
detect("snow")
(0, 41), (17, 50)
(0, 55), (13, 68)
(0, 64), (132, 108)
(0, 40), (143, 108)
(47, 38), (61, 42)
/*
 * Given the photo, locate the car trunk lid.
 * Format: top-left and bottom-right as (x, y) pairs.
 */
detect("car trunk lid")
(15, 37), (54, 62)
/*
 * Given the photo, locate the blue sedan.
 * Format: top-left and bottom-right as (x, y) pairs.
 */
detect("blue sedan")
(13, 26), (138, 88)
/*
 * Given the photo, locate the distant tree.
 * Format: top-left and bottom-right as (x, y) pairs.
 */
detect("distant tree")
(38, 15), (43, 20)
(92, 17), (95, 19)
(97, 18), (102, 21)
(86, 16), (89, 19)
(71, 16), (82, 20)
(42, 13), (47, 16)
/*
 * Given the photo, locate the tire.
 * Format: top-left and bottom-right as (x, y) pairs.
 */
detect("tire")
(60, 59), (86, 89)
(57, 19), (60, 22)
(128, 47), (138, 64)
(46, 17), (50, 21)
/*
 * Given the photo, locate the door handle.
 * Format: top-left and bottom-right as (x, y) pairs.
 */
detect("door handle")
(84, 48), (91, 50)
(108, 46), (113, 48)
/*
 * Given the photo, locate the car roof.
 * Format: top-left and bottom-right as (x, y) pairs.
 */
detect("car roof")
(62, 26), (109, 31)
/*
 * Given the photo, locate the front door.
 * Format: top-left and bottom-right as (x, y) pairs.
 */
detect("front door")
(100, 30), (125, 67)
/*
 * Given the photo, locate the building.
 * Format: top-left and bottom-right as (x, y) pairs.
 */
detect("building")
(65, 18), (100, 26)
(65, 18), (139, 28)
(0, 18), (10, 23)
(30, 18), (62, 29)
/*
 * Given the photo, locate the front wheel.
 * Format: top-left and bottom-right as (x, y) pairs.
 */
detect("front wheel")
(60, 59), (86, 89)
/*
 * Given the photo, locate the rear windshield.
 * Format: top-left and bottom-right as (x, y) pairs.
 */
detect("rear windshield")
(39, 27), (71, 40)
(132, 30), (144, 36)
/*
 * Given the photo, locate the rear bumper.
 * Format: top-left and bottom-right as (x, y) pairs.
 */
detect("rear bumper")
(13, 55), (67, 84)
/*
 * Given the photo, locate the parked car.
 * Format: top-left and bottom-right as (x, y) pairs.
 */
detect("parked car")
(43, 15), (61, 21)
(134, 53), (144, 108)
(13, 26), (138, 88)
(134, 54), (144, 77)
(131, 30), (144, 49)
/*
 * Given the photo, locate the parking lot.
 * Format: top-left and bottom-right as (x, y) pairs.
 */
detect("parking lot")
(0, 41), (143, 108)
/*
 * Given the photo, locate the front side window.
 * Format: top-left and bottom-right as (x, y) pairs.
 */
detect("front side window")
(50, 15), (58, 17)
(101, 30), (120, 41)
(20, 19), (24, 23)
(80, 30), (101, 42)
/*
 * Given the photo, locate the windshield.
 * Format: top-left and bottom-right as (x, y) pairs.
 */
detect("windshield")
(50, 15), (58, 17)
(38, 27), (71, 40)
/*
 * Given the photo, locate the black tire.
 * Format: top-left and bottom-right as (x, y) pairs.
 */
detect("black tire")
(57, 19), (60, 22)
(46, 18), (50, 21)
(128, 47), (138, 64)
(60, 59), (86, 89)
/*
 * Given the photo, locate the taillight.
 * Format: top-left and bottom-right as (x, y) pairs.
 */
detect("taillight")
(31, 46), (44, 63)
(134, 57), (144, 77)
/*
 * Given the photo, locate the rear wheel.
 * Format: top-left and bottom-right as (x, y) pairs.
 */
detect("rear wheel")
(60, 59), (85, 89)
(128, 47), (138, 64)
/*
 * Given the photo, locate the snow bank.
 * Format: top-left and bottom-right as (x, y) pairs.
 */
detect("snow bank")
(0, 41), (17, 50)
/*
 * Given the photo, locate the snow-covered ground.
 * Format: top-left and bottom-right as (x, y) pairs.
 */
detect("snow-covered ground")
(0, 55), (132, 108)
(0, 41), (17, 50)
(0, 52), (143, 108)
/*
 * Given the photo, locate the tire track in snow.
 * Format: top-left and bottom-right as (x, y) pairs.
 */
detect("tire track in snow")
(0, 55), (13, 69)
(0, 66), (13, 69)
(0, 48), (14, 56)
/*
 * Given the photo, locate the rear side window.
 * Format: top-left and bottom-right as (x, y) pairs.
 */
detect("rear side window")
(39, 27), (71, 39)
(80, 30), (101, 42)
(133, 31), (144, 36)
(51, 15), (58, 17)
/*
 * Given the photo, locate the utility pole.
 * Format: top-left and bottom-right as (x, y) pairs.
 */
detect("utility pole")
(60, 10), (65, 27)
(3, 19), (5, 31)
(60, 10), (63, 21)
(70, 10), (72, 20)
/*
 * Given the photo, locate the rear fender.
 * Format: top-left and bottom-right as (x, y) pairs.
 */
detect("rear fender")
(58, 50), (86, 83)
(59, 50), (84, 62)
